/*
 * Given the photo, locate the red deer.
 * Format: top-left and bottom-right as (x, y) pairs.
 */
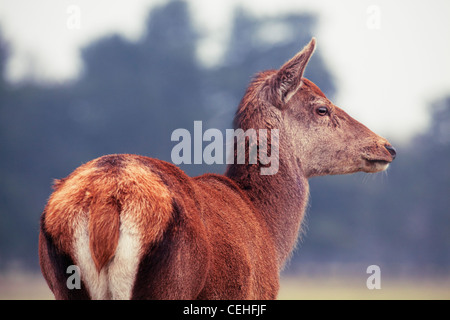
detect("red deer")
(39, 38), (396, 299)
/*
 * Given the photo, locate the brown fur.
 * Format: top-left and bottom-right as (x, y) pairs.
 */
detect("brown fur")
(88, 190), (121, 272)
(42, 155), (174, 273)
(39, 38), (395, 299)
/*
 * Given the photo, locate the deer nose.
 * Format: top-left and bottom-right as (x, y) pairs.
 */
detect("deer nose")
(384, 144), (396, 160)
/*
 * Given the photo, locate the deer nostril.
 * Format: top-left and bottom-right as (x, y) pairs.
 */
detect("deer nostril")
(385, 144), (397, 160)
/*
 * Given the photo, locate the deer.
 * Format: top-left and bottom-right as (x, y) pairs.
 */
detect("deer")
(39, 38), (396, 299)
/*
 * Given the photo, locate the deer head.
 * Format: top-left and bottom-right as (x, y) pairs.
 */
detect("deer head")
(235, 38), (396, 178)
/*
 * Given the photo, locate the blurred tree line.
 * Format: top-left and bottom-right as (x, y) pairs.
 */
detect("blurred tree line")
(0, 0), (448, 275)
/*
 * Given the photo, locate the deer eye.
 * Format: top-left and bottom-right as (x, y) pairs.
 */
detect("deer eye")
(316, 106), (328, 116)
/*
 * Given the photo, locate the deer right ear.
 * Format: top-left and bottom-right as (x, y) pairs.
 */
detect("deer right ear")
(270, 38), (316, 109)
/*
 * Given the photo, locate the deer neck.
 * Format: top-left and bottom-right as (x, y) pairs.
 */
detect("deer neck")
(225, 140), (309, 268)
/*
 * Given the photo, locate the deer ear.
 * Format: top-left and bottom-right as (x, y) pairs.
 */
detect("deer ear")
(273, 38), (316, 108)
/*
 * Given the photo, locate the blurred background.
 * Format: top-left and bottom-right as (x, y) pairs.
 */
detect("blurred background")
(0, 0), (449, 299)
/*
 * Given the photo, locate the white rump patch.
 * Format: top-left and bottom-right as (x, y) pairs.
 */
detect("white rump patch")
(73, 211), (142, 300)
(107, 221), (142, 300)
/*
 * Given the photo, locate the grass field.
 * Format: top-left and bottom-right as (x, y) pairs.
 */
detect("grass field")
(1, 272), (449, 300)
(0, 272), (53, 300)
(278, 275), (450, 300)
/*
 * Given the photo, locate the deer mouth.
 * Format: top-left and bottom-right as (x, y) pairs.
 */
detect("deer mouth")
(361, 144), (395, 173)
(363, 158), (390, 173)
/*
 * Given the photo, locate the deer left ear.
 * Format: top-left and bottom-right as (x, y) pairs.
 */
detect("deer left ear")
(272, 38), (316, 108)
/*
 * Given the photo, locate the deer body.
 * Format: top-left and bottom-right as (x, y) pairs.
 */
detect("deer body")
(40, 155), (280, 299)
(39, 39), (396, 299)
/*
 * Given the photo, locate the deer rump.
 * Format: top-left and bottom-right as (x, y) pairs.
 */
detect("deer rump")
(39, 154), (279, 299)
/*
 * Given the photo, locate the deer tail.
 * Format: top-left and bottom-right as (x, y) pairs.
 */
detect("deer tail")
(88, 191), (121, 273)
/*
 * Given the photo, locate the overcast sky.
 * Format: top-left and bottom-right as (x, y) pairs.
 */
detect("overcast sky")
(0, 0), (449, 144)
